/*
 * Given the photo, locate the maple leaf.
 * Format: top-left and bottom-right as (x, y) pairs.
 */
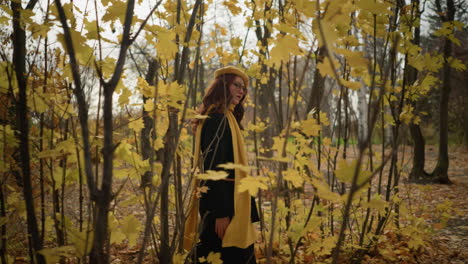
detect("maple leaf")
(311, 179), (342, 202)
(194, 114), (209, 120)
(269, 34), (302, 66)
(317, 57), (337, 78)
(335, 159), (371, 187)
(144, 99), (154, 112)
(121, 215), (142, 248)
(300, 118), (321, 137)
(129, 118), (144, 133)
(118, 85), (132, 107)
(197, 170), (229, 181)
(283, 169), (304, 188)
(156, 28), (178, 60)
(218, 162), (254, 173)
(448, 57), (467, 71)
(246, 121), (268, 132)
(206, 252), (222, 264)
(223, 0), (242, 16)
(238, 176), (269, 196)
(102, 0), (127, 23)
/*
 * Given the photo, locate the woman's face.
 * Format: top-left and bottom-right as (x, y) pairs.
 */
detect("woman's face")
(229, 76), (246, 105)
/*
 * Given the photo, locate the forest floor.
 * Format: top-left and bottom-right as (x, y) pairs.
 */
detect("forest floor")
(254, 146), (468, 264)
(396, 146), (468, 264)
(9, 146), (468, 263)
(108, 145), (468, 264)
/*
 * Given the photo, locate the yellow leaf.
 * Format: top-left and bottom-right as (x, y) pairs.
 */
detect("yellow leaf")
(300, 118), (321, 137)
(67, 226), (93, 256)
(317, 57), (337, 78)
(153, 138), (164, 151)
(399, 105), (414, 125)
(28, 90), (49, 114)
(364, 195), (388, 214)
(230, 37), (242, 48)
(238, 176), (269, 196)
(311, 179), (342, 202)
(156, 28), (178, 60)
(246, 121), (267, 132)
(319, 112), (330, 126)
(109, 213), (125, 244)
(144, 99), (154, 112)
(207, 252), (222, 264)
(129, 118), (144, 133)
(84, 18), (98, 39)
(197, 170), (229, 181)
(102, 0), (127, 23)
(138, 77), (154, 98)
(336, 48), (369, 69)
(165, 81), (186, 109)
(270, 34), (302, 66)
(194, 114), (209, 120)
(217, 162), (253, 173)
(223, 0), (242, 15)
(96, 57), (116, 79)
(334, 159), (370, 186)
(341, 79), (362, 90)
(28, 22), (51, 39)
(57, 29), (95, 66)
(274, 22), (302, 37)
(121, 215), (142, 247)
(173, 252), (188, 264)
(424, 53), (444, 72)
(357, 0), (393, 14)
(283, 169), (304, 188)
(38, 246), (74, 264)
(448, 57), (467, 71)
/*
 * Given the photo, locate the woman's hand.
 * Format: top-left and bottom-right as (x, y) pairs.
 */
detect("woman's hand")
(215, 217), (230, 239)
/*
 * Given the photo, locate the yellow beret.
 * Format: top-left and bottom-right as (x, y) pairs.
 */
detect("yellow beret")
(214, 66), (249, 88)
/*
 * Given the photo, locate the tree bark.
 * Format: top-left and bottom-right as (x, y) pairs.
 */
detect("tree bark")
(463, 73), (468, 148)
(407, 0), (431, 182)
(141, 60), (158, 187)
(409, 123), (430, 181)
(253, 0), (275, 157)
(431, 0), (455, 184)
(11, 1), (45, 263)
(305, 46), (326, 116)
(158, 1), (202, 262)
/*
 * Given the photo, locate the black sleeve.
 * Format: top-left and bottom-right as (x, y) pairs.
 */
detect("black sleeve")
(199, 113), (235, 218)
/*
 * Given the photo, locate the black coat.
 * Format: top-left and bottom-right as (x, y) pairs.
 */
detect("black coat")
(194, 112), (258, 264)
(199, 112), (259, 221)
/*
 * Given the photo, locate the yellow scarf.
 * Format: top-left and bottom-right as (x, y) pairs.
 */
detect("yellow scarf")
(183, 105), (256, 250)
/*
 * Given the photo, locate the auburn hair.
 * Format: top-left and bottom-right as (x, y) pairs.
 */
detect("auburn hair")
(193, 73), (247, 130)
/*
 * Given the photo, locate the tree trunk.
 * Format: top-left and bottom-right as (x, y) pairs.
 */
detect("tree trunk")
(463, 73), (468, 148)
(159, 1), (202, 262)
(253, 2), (275, 157)
(357, 83), (369, 145)
(305, 46), (326, 116)
(141, 60), (158, 187)
(431, 0), (455, 184)
(407, 0), (430, 182)
(409, 124), (430, 181)
(11, 1), (45, 263)
(0, 185), (6, 264)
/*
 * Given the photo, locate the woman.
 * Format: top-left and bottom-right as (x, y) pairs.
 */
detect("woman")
(184, 66), (259, 264)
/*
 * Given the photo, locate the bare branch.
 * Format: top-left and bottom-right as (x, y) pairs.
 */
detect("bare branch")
(54, 0), (98, 198)
(106, 0), (136, 90)
(129, 0), (164, 45)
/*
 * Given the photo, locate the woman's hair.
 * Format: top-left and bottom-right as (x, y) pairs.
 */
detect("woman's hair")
(193, 73), (247, 130)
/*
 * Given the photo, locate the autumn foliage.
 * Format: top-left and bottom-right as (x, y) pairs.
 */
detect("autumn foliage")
(0, 0), (467, 263)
